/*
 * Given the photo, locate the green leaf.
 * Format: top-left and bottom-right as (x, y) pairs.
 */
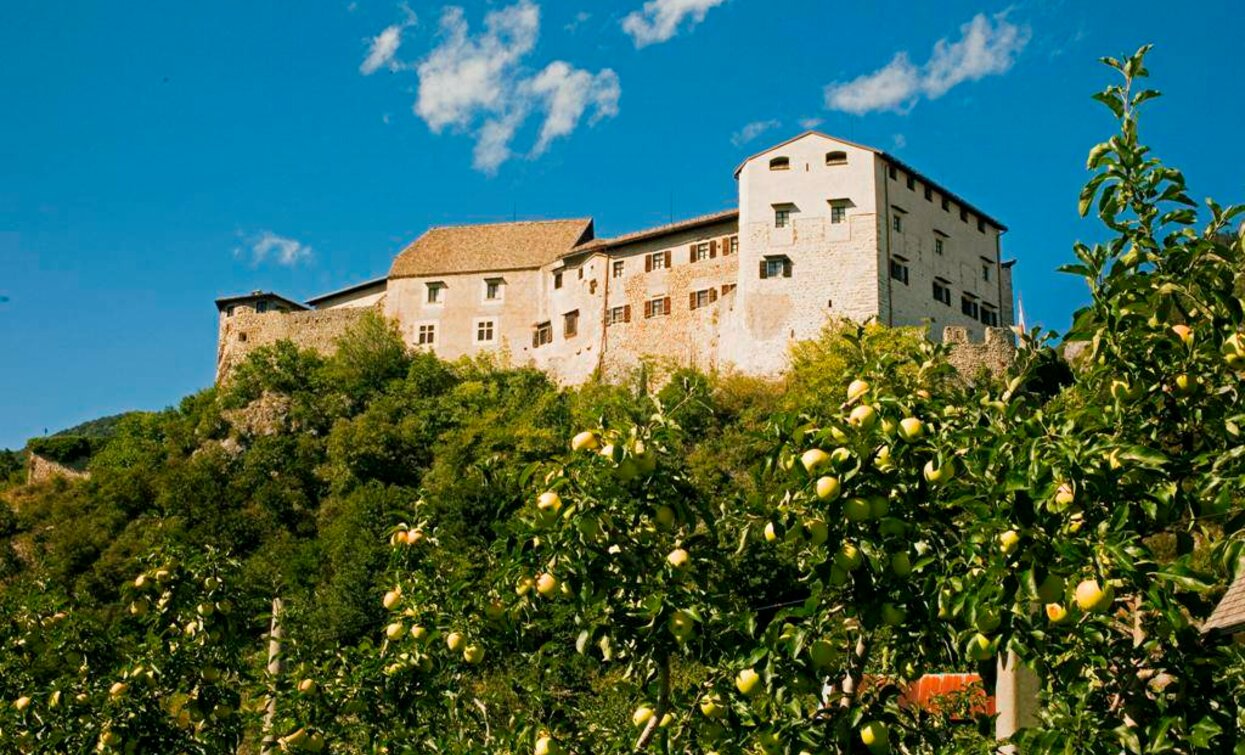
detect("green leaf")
(1190, 716), (1222, 748)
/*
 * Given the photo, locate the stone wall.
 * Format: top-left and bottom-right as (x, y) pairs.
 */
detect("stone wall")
(216, 307), (375, 381)
(27, 453), (89, 484)
(943, 326), (1016, 379)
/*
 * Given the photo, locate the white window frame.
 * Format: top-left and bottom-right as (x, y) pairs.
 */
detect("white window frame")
(426, 282), (445, 306)
(649, 251), (667, 270)
(765, 258), (786, 278)
(415, 322), (437, 347)
(693, 242), (710, 262)
(483, 278), (505, 303)
(474, 317), (497, 345)
(612, 260), (624, 278)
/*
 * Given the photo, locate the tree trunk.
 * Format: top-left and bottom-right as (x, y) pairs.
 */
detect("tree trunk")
(634, 655), (670, 751)
(259, 597), (284, 755)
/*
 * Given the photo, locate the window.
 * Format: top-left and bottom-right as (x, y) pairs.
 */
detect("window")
(554, 271), (563, 289)
(906, 175), (916, 191)
(646, 251), (669, 271)
(892, 214), (903, 233)
(769, 156), (790, 171)
(829, 199), (849, 224)
(729, 236), (739, 255)
(889, 258), (909, 285)
(825, 150), (847, 165)
(760, 255), (792, 279)
(238, 332), (248, 342)
(935, 237), (945, 255)
(256, 300), (270, 313)
(417, 324), (436, 345)
(980, 305), (999, 327)
(612, 260), (624, 278)
(607, 306), (630, 325)
(942, 197), (950, 212)
(533, 322), (552, 348)
(888, 165), (898, 180)
(476, 319), (495, 343)
(484, 278), (504, 301)
(426, 283), (444, 304)
(924, 185), (933, 202)
(692, 242), (710, 262)
(961, 296), (979, 320)
(644, 296), (671, 318)
(689, 288), (718, 310)
(589, 280), (598, 294)
(564, 310), (579, 338)
(982, 259), (992, 282)
(977, 218), (986, 233)
(775, 208), (791, 228)
(933, 279), (952, 306)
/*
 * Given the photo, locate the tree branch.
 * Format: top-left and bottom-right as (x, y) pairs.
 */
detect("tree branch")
(839, 633), (871, 708)
(634, 655), (670, 752)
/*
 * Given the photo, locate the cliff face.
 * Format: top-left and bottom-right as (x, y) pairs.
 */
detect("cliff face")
(26, 453), (89, 484)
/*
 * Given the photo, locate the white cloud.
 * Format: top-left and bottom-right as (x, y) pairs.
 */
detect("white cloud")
(622, 0), (726, 48)
(408, 1), (619, 174)
(892, 133), (907, 150)
(359, 5), (417, 75)
(731, 119), (781, 147)
(825, 12), (1029, 115)
(239, 232), (312, 267)
(798, 117), (824, 130)
(566, 11), (591, 32)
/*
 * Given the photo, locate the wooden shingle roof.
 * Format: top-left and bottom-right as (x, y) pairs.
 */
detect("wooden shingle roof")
(1204, 567), (1245, 635)
(389, 219), (595, 278)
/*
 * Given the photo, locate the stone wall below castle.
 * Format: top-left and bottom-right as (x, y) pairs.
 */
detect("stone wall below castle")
(216, 307), (375, 381)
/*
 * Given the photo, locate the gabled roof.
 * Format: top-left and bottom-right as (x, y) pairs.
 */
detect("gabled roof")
(389, 218), (595, 278)
(306, 276), (387, 307)
(1204, 566), (1245, 635)
(569, 209), (739, 256)
(215, 291), (309, 312)
(733, 130), (1008, 232)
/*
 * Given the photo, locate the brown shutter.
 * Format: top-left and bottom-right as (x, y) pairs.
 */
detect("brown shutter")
(643, 300), (651, 318)
(532, 329), (539, 348)
(664, 250), (671, 268)
(689, 244), (697, 263)
(710, 240), (718, 258)
(783, 259), (793, 278)
(689, 292), (697, 310)
(645, 255), (652, 273)
(623, 305), (631, 323)
(709, 288), (718, 303)
(759, 260), (768, 279)
(663, 296), (671, 314)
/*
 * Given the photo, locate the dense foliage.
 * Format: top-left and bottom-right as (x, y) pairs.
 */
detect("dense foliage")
(1, 47), (1243, 754)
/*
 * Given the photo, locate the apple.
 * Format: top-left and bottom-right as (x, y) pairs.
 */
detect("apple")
(197, 602), (215, 617)
(576, 515), (605, 542)
(14, 695), (30, 712)
(571, 431), (599, 452)
(616, 459), (639, 482)
(1111, 380), (1142, 401)
(485, 599), (506, 620)
(890, 552), (913, 577)
(282, 728), (309, 749)
(667, 548), (690, 569)
(133, 574), (148, 590)
(385, 622), (406, 641)
(1053, 482), (1075, 511)
(463, 644), (485, 664)
(879, 518), (907, 537)
(809, 639), (838, 669)
(849, 405), (878, 430)
(1172, 373), (1194, 396)
(975, 609), (1001, 633)
(633, 705), (655, 728)
(536, 573), (559, 597)
(154, 568), (172, 584)
(998, 530), (1021, 556)
(829, 566), (850, 586)
(764, 522), (779, 543)
(404, 528), (425, 546)
(1074, 579), (1115, 613)
(923, 459), (954, 486)
(99, 731), (123, 748)
(213, 703), (232, 719)
(898, 417), (925, 442)
(203, 576), (222, 590)
(1224, 333), (1245, 357)
(804, 518), (829, 546)
(869, 495), (889, 518)
(881, 603), (906, 626)
(829, 426), (850, 443)
(298, 678), (317, 694)
(305, 733), (326, 752)
(844, 497), (872, 522)
(654, 505), (677, 529)
(410, 625), (428, 641)
(965, 633), (995, 661)
(700, 693), (726, 718)
(801, 448), (830, 473)
(109, 681), (128, 699)
(534, 734), (561, 755)
(874, 445), (895, 471)
(1045, 603), (1070, 624)
(1171, 323), (1193, 346)
(860, 721), (891, 754)
(830, 447), (853, 467)
(735, 668), (761, 696)
(537, 491), (562, 517)
(847, 379), (870, 402)
(668, 610), (695, 641)
(834, 542), (863, 571)
(515, 576), (535, 596)
(129, 599), (148, 617)
(383, 589), (401, 610)
(1036, 573), (1065, 603)
(815, 476), (841, 501)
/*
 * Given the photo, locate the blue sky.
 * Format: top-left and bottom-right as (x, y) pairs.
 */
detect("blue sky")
(1, 0), (1242, 448)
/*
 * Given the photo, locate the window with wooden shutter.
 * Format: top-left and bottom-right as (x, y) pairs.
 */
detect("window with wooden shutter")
(688, 291), (697, 309)
(709, 288), (718, 303)
(623, 305), (631, 322)
(643, 300), (651, 318)
(645, 255), (653, 273)
(782, 259), (793, 278)
(689, 244), (697, 263)
(664, 250), (671, 268)
(759, 260), (768, 279)
(663, 295), (671, 313)
(709, 240), (718, 258)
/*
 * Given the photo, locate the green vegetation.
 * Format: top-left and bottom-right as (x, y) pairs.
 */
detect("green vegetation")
(0, 47), (1243, 754)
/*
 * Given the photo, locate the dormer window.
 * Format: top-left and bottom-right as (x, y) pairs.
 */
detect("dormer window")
(769, 156), (790, 171)
(825, 151), (847, 166)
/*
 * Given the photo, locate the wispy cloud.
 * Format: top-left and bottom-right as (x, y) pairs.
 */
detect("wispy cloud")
(825, 12), (1030, 115)
(565, 11), (591, 32)
(731, 119), (781, 147)
(622, 0), (726, 48)
(359, 5), (417, 75)
(406, 1), (619, 173)
(798, 117), (824, 130)
(237, 232), (313, 267)
(892, 133), (907, 150)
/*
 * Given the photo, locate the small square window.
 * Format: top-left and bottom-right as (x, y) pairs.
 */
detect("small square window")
(977, 218), (986, 233)
(533, 322), (553, 347)
(935, 237), (945, 255)
(924, 186), (933, 202)
(426, 283), (444, 304)
(694, 242), (710, 262)
(564, 310), (579, 338)
(761, 257), (791, 279)
(932, 280), (952, 306)
(649, 251), (667, 270)
(980, 306), (999, 327)
(982, 263), (991, 282)
(417, 324), (436, 345)
(888, 165), (898, 180)
(554, 271), (563, 289)
(485, 278), (503, 300)
(889, 259), (909, 285)
(729, 236), (739, 255)
(906, 175), (915, 191)
(238, 332), (248, 342)
(608, 306), (628, 325)
(892, 214), (903, 233)
(961, 296), (979, 320)
(775, 208), (791, 228)
(612, 260), (624, 278)
(476, 320), (495, 343)
(830, 201), (848, 224)
(690, 289), (714, 309)
(942, 197), (950, 212)
(645, 297), (670, 318)
(960, 208), (969, 223)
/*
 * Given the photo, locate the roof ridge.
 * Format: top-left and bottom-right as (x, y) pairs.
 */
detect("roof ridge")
(424, 217), (593, 233)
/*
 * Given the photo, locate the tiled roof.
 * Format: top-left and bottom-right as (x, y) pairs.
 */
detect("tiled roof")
(389, 219), (595, 278)
(1204, 567), (1245, 635)
(215, 291), (309, 312)
(570, 209), (739, 255)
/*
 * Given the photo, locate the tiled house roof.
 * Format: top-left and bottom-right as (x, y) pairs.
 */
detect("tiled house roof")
(389, 219), (595, 278)
(1204, 567), (1245, 635)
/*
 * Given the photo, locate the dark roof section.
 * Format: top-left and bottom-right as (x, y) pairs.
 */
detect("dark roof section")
(306, 276), (387, 307)
(215, 291), (309, 312)
(733, 130), (1008, 232)
(1204, 568), (1245, 635)
(569, 209), (740, 256)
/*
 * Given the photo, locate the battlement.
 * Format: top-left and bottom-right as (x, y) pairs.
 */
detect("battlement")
(943, 326), (1016, 379)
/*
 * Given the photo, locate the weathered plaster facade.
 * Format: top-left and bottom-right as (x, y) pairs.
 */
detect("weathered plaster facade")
(214, 132), (1018, 383)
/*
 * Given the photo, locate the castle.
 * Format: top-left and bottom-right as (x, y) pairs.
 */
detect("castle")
(216, 131), (1016, 383)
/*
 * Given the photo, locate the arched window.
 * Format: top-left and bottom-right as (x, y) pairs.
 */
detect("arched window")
(769, 156), (790, 171)
(825, 151), (847, 165)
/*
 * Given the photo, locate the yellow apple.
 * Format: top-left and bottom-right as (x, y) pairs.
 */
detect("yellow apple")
(515, 576), (535, 596)
(830, 447), (852, 467)
(463, 644), (485, 664)
(965, 633), (995, 661)
(385, 622), (405, 641)
(847, 379), (870, 402)
(764, 522), (779, 542)
(859, 720), (891, 754)
(632, 705), (655, 728)
(99, 731), (123, 748)
(537, 491), (562, 516)
(668, 610), (695, 641)
(815, 476), (841, 501)
(1172, 373), (1194, 396)
(1171, 323), (1193, 346)
(109, 682), (128, 699)
(383, 589), (401, 610)
(874, 445), (895, 471)
(297, 678), (317, 694)
(890, 552), (912, 577)
(998, 529), (1021, 556)
(1045, 603), (1070, 624)
(1053, 482), (1075, 510)
(410, 625), (428, 641)
(133, 574), (148, 590)
(536, 573), (559, 597)
(923, 459), (954, 486)
(801, 448), (830, 473)
(404, 528), (425, 546)
(14, 695), (30, 712)
(735, 668), (761, 696)
(667, 548), (690, 569)
(849, 405), (878, 430)
(305, 732), (326, 752)
(804, 518), (829, 546)
(129, 599), (149, 617)
(654, 505), (677, 529)
(445, 631), (466, 652)
(844, 497), (872, 522)
(898, 417), (924, 442)
(834, 542), (863, 571)
(571, 431), (599, 452)
(534, 734), (560, 755)
(1074, 579), (1115, 613)
(699, 693), (726, 718)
